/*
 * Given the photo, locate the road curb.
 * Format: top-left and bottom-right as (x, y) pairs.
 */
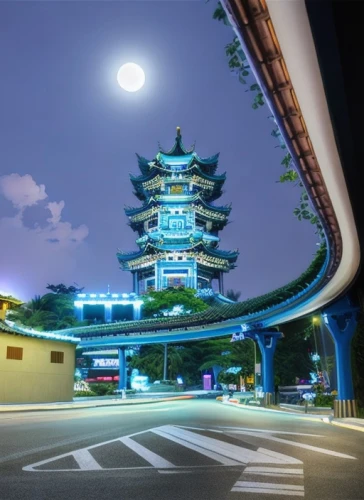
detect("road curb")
(219, 400), (364, 432)
(219, 400), (333, 422)
(0, 395), (195, 413)
(331, 420), (364, 432)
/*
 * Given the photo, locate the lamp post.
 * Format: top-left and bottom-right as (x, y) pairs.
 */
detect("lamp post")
(232, 330), (258, 399)
(245, 336), (257, 399)
(251, 337), (257, 399)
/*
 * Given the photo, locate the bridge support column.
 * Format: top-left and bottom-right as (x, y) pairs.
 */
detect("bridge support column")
(105, 304), (112, 323)
(75, 304), (83, 322)
(133, 271), (139, 295)
(118, 347), (127, 390)
(255, 331), (281, 406)
(163, 343), (168, 381)
(322, 295), (359, 418)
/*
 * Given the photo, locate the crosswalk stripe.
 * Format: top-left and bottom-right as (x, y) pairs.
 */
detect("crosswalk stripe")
(72, 450), (102, 470)
(231, 486), (304, 497)
(118, 436), (175, 468)
(230, 464), (305, 497)
(244, 467), (303, 476)
(152, 428), (242, 466)
(235, 481), (304, 491)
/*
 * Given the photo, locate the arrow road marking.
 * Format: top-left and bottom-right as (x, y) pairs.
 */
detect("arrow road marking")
(23, 423), (354, 474)
(153, 425), (302, 465)
(152, 428), (242, 466)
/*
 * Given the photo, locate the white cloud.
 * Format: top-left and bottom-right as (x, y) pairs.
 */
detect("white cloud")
(47, 200), (65, 225)
(0, 173), (47, 209)
(0, 174), (89, 300)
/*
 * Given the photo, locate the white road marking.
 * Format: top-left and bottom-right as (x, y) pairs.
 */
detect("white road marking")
(231, 467), (305, 497)
(156, 425), (301, 465)
(244, 466), (303, 478)
(118, 436), (174, 468)
(152, 428), (242, 466)
(234, 430), (356, 460)
(23, 422), (353, 477)
(234, 481), (304, 491)
(72, 450), (102, 470)
(232, 486), (304, 497)
(218, 426), (323, 437)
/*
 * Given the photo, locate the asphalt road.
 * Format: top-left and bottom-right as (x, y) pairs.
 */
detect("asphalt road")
(0, 400), (363, 500)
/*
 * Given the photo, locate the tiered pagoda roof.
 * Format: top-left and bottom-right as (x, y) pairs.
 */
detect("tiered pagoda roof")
(117, 242), (238, 273)
(118, 128), (239, 291)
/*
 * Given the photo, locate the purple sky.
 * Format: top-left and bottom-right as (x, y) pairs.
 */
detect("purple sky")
(0, 0), (318, 301)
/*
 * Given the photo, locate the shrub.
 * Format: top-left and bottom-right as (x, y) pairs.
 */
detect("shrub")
(89, 383), (117, 396)
(314, 393), (335, 408)
(74, 390), (97, 397)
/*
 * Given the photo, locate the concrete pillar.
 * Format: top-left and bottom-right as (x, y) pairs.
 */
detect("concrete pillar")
(255, 331), (282, 405)
(118, 347), (127, 390)
(105, 304), (112, 323)
(75, 305), (83, 322)
(322, 295), (359, 417)
(133, 272), (139, 295)
(133, 303), (141, 320)
(163, 343), (168, 381)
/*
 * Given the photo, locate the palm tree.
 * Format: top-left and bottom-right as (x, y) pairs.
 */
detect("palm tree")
(130, 344), (184, 381)
(7, 292), (78, 331)
(226, 289), (241, 302)
(199, 337), (254, 384)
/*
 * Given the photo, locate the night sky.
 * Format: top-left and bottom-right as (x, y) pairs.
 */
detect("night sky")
(0, 0), (319, 301)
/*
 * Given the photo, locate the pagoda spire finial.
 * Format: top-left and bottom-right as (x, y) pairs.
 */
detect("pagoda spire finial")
(176, 126), (181, 138)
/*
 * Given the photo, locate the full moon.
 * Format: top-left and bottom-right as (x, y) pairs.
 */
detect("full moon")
(117, 63), (145, 92)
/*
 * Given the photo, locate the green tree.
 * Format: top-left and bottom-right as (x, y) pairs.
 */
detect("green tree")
(226, 289), (241, 302)
(130, 344), (184, 381)
(141, 287), (208, 319)
(8, 292), (79, 331)
(275, 319), (315, 386)
(199, 337), (255, 383)
(46, 283), (84, 295)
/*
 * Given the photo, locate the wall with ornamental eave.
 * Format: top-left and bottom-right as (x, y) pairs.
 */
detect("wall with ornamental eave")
(0, 332), (76, 403)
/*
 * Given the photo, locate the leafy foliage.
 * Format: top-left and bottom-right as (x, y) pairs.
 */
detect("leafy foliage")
(352, 316), (364, 409)
(212, 1), (231, 26)
(275, 328), (314, 386)
(129, 337), (255, 387)
(226, 289), (241, 302)
(7, 292), (80, 331)
(212, 2), (322, 239)
(129, 344), (185, 382)
(198, 337), (255, 380)
(141, 287), (208, 319)
(46, 283), (84, 295)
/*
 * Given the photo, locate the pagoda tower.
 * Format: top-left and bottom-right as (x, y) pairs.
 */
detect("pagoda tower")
(117, 128), (238, 294)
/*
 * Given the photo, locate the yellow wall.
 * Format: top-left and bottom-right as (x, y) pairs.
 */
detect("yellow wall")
(0, 302), (8, 321)
(0, 332), (76, 403)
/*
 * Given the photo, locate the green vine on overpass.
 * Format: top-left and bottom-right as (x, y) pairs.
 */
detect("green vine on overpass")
(212, 1), (324, 240)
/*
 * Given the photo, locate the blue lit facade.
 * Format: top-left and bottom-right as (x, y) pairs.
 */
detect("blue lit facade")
(74, 293), (143, 323)
(117, 129), (238, 294)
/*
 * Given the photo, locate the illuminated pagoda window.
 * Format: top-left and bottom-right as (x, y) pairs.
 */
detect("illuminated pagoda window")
(117, 128), (238, 294)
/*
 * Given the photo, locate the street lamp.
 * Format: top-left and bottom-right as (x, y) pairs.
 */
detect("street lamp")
(246, 336), (257, 399)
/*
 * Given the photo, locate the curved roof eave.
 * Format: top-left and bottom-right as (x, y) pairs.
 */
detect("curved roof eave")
(222, 0), (360, 322)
